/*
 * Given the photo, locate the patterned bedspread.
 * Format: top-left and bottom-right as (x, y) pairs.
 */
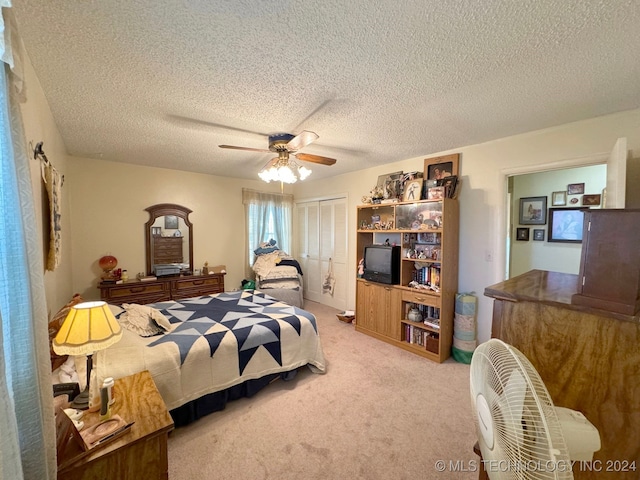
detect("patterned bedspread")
(95, 290), (326, 411)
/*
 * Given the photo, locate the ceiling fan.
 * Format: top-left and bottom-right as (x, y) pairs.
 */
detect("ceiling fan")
(219, 131), (337, 167)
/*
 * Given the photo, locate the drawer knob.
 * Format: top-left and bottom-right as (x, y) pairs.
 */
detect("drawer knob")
(130, 287), (145, 293)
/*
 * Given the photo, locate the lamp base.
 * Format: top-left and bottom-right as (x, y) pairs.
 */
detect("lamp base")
(71, 389), (90, 410)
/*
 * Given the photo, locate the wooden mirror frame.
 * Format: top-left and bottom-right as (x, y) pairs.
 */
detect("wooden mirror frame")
(145, 203), (193, 275)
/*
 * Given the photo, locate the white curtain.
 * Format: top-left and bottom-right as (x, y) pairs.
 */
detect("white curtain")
(1, 5), (56, 479)
(242, 188), (293, 278)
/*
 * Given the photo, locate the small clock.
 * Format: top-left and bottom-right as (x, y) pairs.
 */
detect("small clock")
(173, 230), (182, 237)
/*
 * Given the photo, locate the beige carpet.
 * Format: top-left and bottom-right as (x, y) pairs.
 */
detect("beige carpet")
(167, 300), (478, 479)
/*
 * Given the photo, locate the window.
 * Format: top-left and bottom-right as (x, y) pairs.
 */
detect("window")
(242, 189), (293, 269)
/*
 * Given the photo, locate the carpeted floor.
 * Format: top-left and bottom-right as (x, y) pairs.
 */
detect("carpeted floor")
(167, 300), (478, 479)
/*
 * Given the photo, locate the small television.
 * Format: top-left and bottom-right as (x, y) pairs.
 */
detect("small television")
(363, 245), (401, 285)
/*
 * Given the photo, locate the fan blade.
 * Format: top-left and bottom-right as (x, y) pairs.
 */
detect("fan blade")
(295, 152), (337, 166)
(219, 145), (272, 153)
(286, 130), (319, 151)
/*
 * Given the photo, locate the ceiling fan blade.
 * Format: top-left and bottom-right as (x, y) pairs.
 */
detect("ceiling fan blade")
(295, 152), (337, 166)
(219, 145), (272, 153)
(286, 130), (319, 151)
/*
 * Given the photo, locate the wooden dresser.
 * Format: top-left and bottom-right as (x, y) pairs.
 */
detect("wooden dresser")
(57, 370), (174, 480)
(152, 236), (183, 264)
(99, 273), (225, 304)
(485, 269), (640, 479)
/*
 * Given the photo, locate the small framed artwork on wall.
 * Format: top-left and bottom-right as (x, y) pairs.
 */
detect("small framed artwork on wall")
(582, 194), (601, 206)
(516, 227), (530, 241)
(533, 229), (545, 241)
(551, 191), (566, 206)
(567, 183), (585, 195)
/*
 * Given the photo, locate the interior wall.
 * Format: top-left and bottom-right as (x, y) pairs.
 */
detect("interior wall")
(66, 157), (283, 300)
(294, 108), (640, 343)
(509, 164), (606, 277)
(19, 38), (74, 317)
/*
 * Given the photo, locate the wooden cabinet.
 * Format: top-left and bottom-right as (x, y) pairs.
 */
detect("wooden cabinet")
(100, 273), (225, 304)
(57, 370), (174, 480)
(356, 280), (401, 338)
(485, 270), (640, 480)
(572, 209), (640, 315)
(355, 198), (459, 362)
(152, 236), (183, 264)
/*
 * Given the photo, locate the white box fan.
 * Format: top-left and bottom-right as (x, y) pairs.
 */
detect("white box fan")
(470, 339), (601, 479)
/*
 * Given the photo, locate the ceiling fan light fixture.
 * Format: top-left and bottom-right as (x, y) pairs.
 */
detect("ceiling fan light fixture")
(258, 157), (311, 184)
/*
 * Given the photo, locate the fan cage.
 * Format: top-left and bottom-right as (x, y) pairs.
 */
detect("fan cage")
(471, 339), (573, 479)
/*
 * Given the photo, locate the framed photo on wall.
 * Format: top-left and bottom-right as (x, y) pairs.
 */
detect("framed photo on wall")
(533, 229), (545, 241)
(551, 191), (567, 206)
(548, 207), (588, 243)
(567, 183), (585, 195)
(424, 153), (460, 181)
(516, 227), (530, 241)
(519, 196), (547, 225)
(582, 194), (601, 206)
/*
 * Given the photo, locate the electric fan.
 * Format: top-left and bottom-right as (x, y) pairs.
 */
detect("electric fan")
(470, 339), (601, 479)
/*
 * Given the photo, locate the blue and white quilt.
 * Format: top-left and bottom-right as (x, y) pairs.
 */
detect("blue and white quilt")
(96, 290), (326, 411)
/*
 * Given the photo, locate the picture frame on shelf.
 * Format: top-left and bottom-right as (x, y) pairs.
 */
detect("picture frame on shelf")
(533, 229), (545, 241)
(377, 171), (404, 200)
(551, 191), (567, 206)
(516, 227), (530, 241)
(403, 178), (423, 202)
(424, 153), (460, 181)
(548, 207), (587, 243)
(567, 183), (585, 195)
(437, 175), (458, 198)
(519, 196), (547, 225)
(582, 194), (601, 206)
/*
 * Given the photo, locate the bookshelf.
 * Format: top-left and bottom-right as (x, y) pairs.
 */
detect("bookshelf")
(355, 198), (459, 362)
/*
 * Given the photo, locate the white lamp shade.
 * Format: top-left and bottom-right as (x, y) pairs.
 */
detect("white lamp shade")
(52, 301), (123, 355)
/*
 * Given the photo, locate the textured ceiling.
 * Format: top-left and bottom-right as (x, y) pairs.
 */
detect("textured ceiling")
(11, 0), (640, 181)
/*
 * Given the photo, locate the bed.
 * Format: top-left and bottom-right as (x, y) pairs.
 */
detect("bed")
(90, 290), (325, 425)
(252, 241), (305, 308)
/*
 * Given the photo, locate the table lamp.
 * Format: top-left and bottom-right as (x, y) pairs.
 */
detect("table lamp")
(52, 301), (122, 409)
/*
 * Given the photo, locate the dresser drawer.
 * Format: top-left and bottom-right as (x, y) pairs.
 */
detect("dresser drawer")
(100, 281), (171, 305)
(172, 275), (223, 295)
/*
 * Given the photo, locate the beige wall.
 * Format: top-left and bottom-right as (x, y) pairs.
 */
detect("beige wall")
(66, 158), (283, 300)
(19, 43), (74, 318)
(294, 108), (640, 342)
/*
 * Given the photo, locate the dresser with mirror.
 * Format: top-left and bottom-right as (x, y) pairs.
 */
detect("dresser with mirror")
(99, 203), (224, 304)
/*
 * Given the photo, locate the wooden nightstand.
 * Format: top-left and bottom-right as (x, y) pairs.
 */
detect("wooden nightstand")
(58, 370), (174, 480)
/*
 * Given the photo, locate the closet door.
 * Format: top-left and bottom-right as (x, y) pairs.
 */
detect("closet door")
(296, 196), (347, 310)
(296, 201), (321, 300)
(319, 198), (347, 310)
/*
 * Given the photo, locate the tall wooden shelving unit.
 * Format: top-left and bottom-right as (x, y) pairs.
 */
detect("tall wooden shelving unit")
(355, 198), (459, 363)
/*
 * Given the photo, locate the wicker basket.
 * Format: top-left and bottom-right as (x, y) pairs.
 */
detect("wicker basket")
(337, 314), (355, 323)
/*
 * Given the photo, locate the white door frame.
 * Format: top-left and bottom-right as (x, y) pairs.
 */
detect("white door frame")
(496, 152), (608, 281)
